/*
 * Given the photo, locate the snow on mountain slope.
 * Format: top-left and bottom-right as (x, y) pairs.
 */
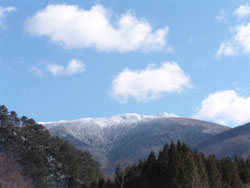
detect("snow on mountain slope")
(42, 113), (178, 129)
(41, 113), (178, 151)
(41, 113), (229, 171)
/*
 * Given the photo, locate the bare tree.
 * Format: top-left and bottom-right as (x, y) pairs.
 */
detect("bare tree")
(114, 157), (140, 188)
(0, 153), (32, 188)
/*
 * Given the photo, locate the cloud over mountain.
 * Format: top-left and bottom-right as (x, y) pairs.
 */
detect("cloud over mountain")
(111, 62), (191, 102)
(25, 4), (169, 52)
(193, 90), (250, 127)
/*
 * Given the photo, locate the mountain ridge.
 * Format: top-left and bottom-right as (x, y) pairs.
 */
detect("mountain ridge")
(40, 112), (179, 128)
(41, 113), (230, 170)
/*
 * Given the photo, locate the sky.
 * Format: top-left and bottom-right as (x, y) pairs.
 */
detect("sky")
(1, 0), (250, 127)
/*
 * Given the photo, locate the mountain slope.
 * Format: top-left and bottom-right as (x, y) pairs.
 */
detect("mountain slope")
(42, 113), (230, 169)
(0, 105), (102, 187)
(197, 122), (250, 159)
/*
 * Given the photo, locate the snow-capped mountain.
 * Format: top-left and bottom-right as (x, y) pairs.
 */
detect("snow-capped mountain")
(42, 113), (178, 129)
(41, 113), (230, 171)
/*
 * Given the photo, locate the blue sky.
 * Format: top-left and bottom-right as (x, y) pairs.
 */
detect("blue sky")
(1, 0), (250, 127)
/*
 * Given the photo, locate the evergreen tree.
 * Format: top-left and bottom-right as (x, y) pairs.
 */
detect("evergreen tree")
(219, 157), (242, 188)
(141, 151), (157, 188)
(178, 142), (195, 187)
(206, 155), (222, 188)
(192, 149), (209, 188)
(166, 141), (181, 188)
(235, 155), (250, 184)
(157, 143), (169, 188)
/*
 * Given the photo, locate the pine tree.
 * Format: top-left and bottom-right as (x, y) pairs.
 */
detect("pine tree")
(235, 155), (250, 184)
(178, 142), (195, 188)
(192, 149), (209, 188)
(166, 142), (181, 188)
(141, 151), (157, 188)
(206, 155), (222, 188)
(219, 157), (242, 188)
(157, 143), (169, 187)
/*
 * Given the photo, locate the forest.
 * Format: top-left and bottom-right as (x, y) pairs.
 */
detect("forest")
(1, 105), (250, 188)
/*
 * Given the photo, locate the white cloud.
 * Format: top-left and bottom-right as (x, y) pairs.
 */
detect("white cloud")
(0, 6), (16, 29)
(31, 59), (85, 77)
(216, 23), (250, 57)
(234, 23), (250, 53)
(234, 4), (250, 19)
(215, 40), (238, 58)
(66, 59), (85, 75)
(193, 90), (250, 127)
(215, 10), (227, 23)
(216, 5), (250, 58)
(111, 62), (191, 103)
(46, 59), (85, 76)
(25, 4), (169, 52)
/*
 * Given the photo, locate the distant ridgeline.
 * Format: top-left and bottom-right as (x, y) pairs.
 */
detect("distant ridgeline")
(1, 105), (250, 188)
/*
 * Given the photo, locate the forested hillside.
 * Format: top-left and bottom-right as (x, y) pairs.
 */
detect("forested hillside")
(0, 105), (102, 187)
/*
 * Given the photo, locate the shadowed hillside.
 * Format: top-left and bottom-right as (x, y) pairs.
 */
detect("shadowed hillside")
(198, 122), (250, 159)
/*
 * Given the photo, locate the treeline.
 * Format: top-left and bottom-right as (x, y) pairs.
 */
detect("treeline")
(97, 142), (250, 188)
(0, 105), (102, 187)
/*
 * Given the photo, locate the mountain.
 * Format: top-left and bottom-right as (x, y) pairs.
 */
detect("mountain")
(41, 113), (229, 171)
(197, 122), (250, 159)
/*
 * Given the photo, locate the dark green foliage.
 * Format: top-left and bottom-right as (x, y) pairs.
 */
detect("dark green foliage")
(193, 149), (209, 188)
(156, 143), (169, 187)
(206, 155), (222, 188)
(0, 105), (102, 188)
(141, 152), (157, 187)
(97, 141), (250, 188)
(219, 157), (242, 188)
